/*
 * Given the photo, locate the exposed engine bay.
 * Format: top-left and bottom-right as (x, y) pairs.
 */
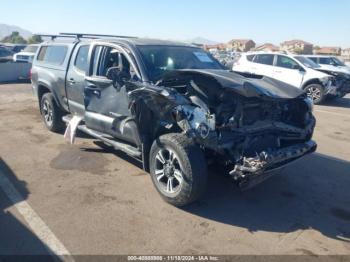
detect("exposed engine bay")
(128, 69), (317, 187)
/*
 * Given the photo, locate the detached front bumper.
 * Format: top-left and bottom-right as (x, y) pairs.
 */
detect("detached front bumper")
(326, 84), (339, 95)
(327, 78), (350, 96)
(230, 140), (317, 189)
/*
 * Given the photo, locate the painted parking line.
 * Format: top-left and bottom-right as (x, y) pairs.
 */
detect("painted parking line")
(314, 109), (349, 117)
(0, 171), (74, 261)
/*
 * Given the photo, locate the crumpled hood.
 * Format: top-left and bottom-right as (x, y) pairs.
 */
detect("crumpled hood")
(162, 69), (304, 99)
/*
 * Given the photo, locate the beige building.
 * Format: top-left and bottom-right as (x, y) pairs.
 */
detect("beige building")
(314, 47), (342, 56)
(253, 43), (279, 52)
(227, 39), (256, 52)
(341, 48), (350, 61)
(203, 43), (226, 51)
(280, 39), (313, 54)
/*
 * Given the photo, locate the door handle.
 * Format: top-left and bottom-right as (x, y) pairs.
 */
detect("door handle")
(68, 78), (76, 84)
(274, 70), (282, 73)
(85, 85), (101, 97)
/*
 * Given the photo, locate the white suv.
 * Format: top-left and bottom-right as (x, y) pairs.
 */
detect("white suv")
(305, 55), (350, 74)
(232, 52), (336, 104)
(13, 44), (39, 63)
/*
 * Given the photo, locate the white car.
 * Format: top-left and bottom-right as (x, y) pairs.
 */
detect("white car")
(305, 55), (350, 74)
(13, 44), (39, 63)
(232, 52), (336, 104)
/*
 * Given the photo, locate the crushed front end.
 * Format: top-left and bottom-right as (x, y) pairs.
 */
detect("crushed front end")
(160, 70), (317, 189)
(129, 70), (317, 189)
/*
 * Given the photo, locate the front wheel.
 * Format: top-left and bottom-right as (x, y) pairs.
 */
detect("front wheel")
(305, 84), (325, 105)
(149, 133), (207, 207)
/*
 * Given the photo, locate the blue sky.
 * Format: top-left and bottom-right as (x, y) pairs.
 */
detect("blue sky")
(2, 0), (350, 47)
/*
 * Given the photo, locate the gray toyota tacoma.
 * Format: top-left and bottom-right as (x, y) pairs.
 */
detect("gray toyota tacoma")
(31, 33), (317, 206)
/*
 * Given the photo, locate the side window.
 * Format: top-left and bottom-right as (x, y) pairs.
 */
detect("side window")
(254, 54), (274, 65)
(37, 45), (67, 65)
(308, 57), (318, 63)
(276, 55), (300, 70)
(4, 49), (11, 56)
(92, 46), (131, 80)
(74, 45), (89, 73)
(319, 57), (332, 65)
(246, 54), (255, 61)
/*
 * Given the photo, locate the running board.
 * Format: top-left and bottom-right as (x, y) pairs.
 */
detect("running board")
(62, 115), (141, 158)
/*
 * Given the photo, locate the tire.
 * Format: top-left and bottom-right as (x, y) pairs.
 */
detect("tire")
(149, 133), (207, 207)
(40, 93), (65, 132)
(304, 84), (326, 105)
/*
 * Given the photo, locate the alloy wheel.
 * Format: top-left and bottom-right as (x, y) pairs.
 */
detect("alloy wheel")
(42, 100), (53, 126)
(154, 148), (184, 194)
(306, 86), (321, 102)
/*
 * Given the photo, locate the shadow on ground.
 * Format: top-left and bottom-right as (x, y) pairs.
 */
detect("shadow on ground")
(79, 139), (350, 243)
(0, 79), (31, 85)
(183, 153), (350, 243)
(0, 158), (61, 261)
(320, 97), (350, 109)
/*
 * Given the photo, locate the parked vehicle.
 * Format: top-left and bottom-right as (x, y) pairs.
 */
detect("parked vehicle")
(303, 55), (350, 99)
(306, 55), (350, 74)
(13, 44), (39, 63)
(232, 52), (338, 104)
(31, 33), (316, 206)
(0, 46), (14, 63)
(2, 44), (27, 53)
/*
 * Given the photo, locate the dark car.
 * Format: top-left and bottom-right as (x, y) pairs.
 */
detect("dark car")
(0, 46), (14, 63)
(31, 33), (316, 206)
(3, 44), (27, 53)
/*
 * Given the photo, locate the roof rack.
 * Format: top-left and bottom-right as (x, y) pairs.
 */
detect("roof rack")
(59, 33), (138, 39)
(34, 34), (77, 40)
(34, 33), (138, 41)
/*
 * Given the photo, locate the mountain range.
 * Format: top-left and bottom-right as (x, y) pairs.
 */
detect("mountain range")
(185, 37), (219, 45)
(0, 24), (32, 39)
(0, 23), (220, 45)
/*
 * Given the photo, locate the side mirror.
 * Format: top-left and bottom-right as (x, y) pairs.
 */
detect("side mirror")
(298, 66), (306, 72)
(106, 67), (127, 89)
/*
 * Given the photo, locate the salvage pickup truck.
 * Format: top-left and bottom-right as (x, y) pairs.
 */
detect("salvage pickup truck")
(31, 33), (317, 206)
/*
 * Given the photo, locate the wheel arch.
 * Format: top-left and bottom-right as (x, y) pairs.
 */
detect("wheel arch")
(37, 82), (66, 113)
(302, 78), (323, 90)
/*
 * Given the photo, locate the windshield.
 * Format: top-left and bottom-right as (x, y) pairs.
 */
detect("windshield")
(331, 57), (346, 66)
(295, 56), (320, 69)
(137, 46), (224, 82)
(23, 45), (39, 53)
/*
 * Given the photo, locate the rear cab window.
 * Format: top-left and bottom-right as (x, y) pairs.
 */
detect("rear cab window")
(36, 45), (68, 66)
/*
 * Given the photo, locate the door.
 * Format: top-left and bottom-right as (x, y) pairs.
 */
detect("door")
(272, 55), (305, 88)
(83, 44), (140, 145)
(251, 54), (276, 78)
(66, 43), (90, 115)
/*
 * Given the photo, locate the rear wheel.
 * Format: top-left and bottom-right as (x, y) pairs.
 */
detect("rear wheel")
(305, 84), (325, 105)
(149, 133), (207, 207)
(40, 93), (65, 132)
